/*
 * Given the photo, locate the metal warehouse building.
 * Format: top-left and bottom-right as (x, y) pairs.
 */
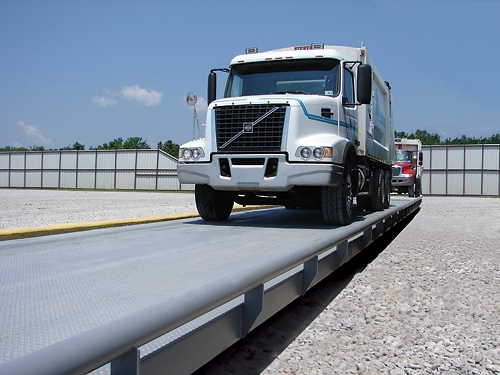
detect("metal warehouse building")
(0, 149), (193, 191)
(1, 145), (499, 196)
(422, 144), (500, 196)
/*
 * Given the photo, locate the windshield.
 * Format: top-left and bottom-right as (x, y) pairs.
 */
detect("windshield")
(224, 58), (340, 98)
(396, 150), (412, 163)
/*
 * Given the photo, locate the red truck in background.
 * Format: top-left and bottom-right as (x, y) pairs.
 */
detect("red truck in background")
(392, 138), (423, 197)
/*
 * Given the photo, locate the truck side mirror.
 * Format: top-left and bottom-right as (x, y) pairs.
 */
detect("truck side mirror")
(357, 64), (372, 104)
(418, 151), (423, 166)
(208, 71), (217, 104)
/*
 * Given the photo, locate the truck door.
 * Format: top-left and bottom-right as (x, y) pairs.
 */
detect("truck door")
(343, 67), (357, 141)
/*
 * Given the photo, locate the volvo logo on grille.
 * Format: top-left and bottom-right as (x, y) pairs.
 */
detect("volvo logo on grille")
(243, 122), (253, 133)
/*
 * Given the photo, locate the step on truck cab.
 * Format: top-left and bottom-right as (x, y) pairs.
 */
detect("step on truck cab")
(392, 138), (423, 197)
(177, 43), (395, 225)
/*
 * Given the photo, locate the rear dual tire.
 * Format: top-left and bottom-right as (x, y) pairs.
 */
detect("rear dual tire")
(362, 168), (390, 212)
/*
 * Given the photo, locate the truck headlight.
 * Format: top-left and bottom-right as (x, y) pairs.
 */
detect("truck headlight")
(296, 146), (333, 160)
(313, 147), (325, 159)
(179, 147), (204, 161)
(300, 147), (312, 159)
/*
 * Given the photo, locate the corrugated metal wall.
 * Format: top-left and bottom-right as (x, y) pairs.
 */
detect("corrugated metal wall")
(422, 144), (500, 196)
(0, 150), (194, 191)
(1, 146), (499, 195)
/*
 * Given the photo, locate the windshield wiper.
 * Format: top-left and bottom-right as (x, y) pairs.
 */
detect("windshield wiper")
(270, 90), (312, 95)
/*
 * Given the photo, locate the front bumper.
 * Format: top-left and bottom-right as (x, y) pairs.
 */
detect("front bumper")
(177, 154), (343, 192)
(392, 177), (414, 187)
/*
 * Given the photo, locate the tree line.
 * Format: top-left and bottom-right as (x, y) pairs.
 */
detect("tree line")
(2, 130), (499, 155)
(395, 129), (500, 146)
(0, 137), (180, 158)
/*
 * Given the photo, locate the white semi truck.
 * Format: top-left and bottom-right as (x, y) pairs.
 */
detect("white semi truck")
(177, 43), (394, 225)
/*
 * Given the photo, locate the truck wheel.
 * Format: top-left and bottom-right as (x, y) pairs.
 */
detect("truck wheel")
(370, 169), (384, 211)
(408, 184), (415, 198)
(322, 162), (353, 226)
(383, 169), (391, 209)
(195, 184), (234, 221)
(415, 181), (421, 197)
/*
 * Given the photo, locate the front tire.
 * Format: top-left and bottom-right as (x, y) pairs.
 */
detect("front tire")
(322, 162), (353, 226)
(414, 180), (421, 197)
(195, 184), (234, 221)
(408, 183), (415, 198)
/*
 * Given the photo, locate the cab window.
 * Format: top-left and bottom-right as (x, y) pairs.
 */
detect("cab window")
(343, 68), (354, 104)
(225, 59), (340, 98)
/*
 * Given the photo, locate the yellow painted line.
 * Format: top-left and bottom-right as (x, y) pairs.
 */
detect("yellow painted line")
(0, 205), (272, 241)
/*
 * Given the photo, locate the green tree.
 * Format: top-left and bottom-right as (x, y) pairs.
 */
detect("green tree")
(60, 141), (85, 150)
(394, 131), (408, 139)
(395, 129), (500, 146)
(91, 137), (151, 150)
(123, 137), (150, 149)
(488, 134), (500, 144)
(443, 133), (500, 145)
(91, 138), (124, 150)
(29, 145), (46, 151)
(395, 129), (441, 145)
(0, 146), (27, 152)
(411, 129), (441, 145)
(158, 140), (180, 158)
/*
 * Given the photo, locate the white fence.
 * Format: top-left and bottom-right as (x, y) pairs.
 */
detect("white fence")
(422, 144), (500, 196)
(0, 150), (194, 191)
(1, 145), (499, 195)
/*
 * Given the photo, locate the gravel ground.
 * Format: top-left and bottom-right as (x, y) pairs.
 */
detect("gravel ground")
(265, 196), (500, 375)
(0, 189), (197, 229)
(1, 189), (499, 374)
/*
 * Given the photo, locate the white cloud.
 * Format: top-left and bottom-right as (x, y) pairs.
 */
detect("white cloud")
(16, 121), (53, 146)
(92, 85), (162, 107)
(92, 96), (118, 107)
(121, 85), (162, 107)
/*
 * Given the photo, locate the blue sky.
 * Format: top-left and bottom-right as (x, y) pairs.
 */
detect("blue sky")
(1, 0), (499, 149)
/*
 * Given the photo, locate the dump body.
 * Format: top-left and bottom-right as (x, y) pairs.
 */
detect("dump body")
(178, 44), (395, 225)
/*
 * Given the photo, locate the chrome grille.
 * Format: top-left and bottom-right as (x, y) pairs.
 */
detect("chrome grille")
(392, 165), (402, 177)
(215, 104), (288, 152)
